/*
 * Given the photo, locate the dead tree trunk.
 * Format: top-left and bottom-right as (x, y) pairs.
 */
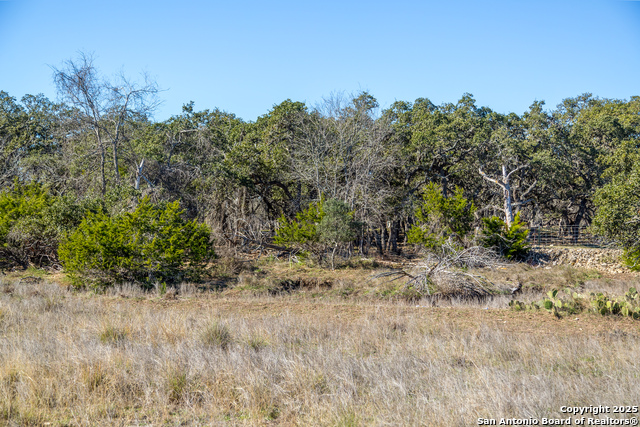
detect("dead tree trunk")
(479, 164), (536, 228)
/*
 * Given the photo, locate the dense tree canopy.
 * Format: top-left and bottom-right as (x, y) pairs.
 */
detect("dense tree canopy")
(1, 55), (638, 271)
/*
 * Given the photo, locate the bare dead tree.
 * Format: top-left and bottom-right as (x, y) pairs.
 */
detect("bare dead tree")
(290, 92), (400, 253)
(52, 52), (159, 195)
(478, 163), (536, 227)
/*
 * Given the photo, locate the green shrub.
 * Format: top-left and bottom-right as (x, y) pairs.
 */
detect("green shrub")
(0, 182), (101, 268)
(274, 197), (323, 261)
(621, 247), (640, 271)
(407, 183), (476, 250)
(275, 197), (359, 268)
(274, 197), (324, 250)
(480, 212), (529, 260)
(317, 199), (358, 245)
(317, 198), (359, 269)
(59, 196), (214, 288)
(0, 181), (51, 267)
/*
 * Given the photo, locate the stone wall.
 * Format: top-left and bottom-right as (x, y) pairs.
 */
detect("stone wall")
(529, 246), (625, 274)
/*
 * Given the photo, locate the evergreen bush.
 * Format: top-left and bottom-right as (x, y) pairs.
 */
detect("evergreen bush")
(274, 197), (325, 259)
(0, 182), (100, 268)
(317, 198), (359, 269)
(59, 196), (214, 288)
(407, 183), (476, 250)
(0, 181), (50, 267)
(274, 198), (323, 247)
(275, 197), (358, 267)
(480, 212), (529, 260)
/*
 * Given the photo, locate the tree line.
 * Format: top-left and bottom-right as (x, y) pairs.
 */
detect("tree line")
(1, 54), (639, 276)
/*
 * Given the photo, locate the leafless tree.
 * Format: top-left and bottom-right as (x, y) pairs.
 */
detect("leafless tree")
(479, 163), (536, 227)
(52, 52), (159, 195)
(290, 92), (400, 250)
(477, 126), (536, 227)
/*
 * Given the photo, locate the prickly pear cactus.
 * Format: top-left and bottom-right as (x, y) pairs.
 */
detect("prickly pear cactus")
(509, 288), (640, 320)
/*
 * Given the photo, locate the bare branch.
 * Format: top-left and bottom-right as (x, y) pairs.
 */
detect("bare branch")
(505, 163), (529, 181)
(478, 167), (505, 189)
(518, 179), (537, 200)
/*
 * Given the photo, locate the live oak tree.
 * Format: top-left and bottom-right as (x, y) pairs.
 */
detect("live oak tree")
(6, 57), (640, 265)
(534, 95), (613, 227)
(591, 101), (640, 269)
(387, 94), (491, 199)
(0, 92), (29, 188)
(478, 161), (535, 228)
(592, 160), (640, 269)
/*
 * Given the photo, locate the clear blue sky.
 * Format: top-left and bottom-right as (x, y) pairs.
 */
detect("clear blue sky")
(1, 0), (639, 122)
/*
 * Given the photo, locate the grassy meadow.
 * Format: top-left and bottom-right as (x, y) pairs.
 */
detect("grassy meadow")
(0, 259), (639, 426)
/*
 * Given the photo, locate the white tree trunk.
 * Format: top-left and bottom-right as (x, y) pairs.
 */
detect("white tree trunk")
(135, 159), (145, 190)
(479, 164), (532, 228)
(502, 165), (513, 228)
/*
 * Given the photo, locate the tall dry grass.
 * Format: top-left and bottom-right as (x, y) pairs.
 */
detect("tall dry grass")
(0, 276), (639, 426)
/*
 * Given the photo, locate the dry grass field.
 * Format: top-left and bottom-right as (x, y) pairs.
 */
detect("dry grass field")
(1, 260), (639, 426)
